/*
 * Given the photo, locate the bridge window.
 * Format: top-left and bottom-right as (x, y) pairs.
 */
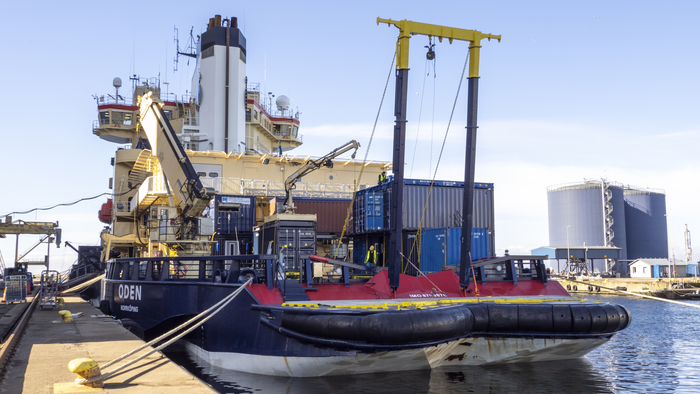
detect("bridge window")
(163, 110), (173, 119)
(100, 111), (110, 125)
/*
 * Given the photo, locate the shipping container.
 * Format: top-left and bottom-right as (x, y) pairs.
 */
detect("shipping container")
(419, 227), (490, 274)
(275, 198), (352, 235)
(351, 234), (388, 266)
(258, 216), (316, 272)
(214, 195), (256, 234)
(352, 179), (494, 235)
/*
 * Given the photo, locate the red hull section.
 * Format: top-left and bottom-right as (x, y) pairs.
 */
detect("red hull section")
(247, 270), (570, 305)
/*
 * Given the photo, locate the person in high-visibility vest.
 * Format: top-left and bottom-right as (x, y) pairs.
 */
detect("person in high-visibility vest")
(378, 171), (386, 184)
(365, 245), (377, 266)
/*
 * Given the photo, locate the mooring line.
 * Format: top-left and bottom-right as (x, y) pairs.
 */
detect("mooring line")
(60, 274), (105, 294)
(78, 278), (253, 385)
(558, 277), (700, 309)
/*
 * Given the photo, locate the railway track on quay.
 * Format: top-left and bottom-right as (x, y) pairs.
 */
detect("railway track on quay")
(0, 294), (38, 377)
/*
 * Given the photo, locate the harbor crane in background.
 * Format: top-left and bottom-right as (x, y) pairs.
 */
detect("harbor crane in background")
(0, 216), (61, 272)
(283, 140), (360, 214)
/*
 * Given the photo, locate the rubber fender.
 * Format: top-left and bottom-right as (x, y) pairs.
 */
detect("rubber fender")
(600, 304), (621, 333)
(120, 318), (145, 340)
(614, 304), (632, 331)
(282, 306), (475, 345)
(588, 305), (608, 333)
(357, 313), (412, 344)
(359, 307), (474, 345)
(467, 304), (489, 332)
(486, 304), (518, 332)
(552, 304), (573, 333)
(518, 304), (554, 333)
(398, 305), (474, 343)
(570, 305), (593, 333)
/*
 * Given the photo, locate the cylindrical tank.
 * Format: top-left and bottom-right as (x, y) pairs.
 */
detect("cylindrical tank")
(624, 187), (668, 259)
(547, 181), (628, 260)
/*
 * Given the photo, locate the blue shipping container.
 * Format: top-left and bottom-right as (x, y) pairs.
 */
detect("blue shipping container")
(365, 191), (384, 231)
(215, 195), (256, 234)
(419, 227), (490, 274)
(352, 237), (368, 266)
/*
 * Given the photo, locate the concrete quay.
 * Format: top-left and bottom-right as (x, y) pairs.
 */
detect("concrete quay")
(554, 276), (700, 294)
(0, 295), (216, 394)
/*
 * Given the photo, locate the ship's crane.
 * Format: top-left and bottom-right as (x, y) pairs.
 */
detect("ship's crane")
(283, 140), (360, 214)
(138, 92), (216, 242)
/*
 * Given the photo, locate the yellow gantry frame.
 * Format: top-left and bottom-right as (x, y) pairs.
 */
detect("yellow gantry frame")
(377, 18), (501, 78)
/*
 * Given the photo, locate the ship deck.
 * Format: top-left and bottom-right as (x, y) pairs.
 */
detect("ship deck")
(278, 295), (595, 311)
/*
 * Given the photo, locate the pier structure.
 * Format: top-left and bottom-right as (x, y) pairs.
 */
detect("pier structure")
(0, 294), (215, 393)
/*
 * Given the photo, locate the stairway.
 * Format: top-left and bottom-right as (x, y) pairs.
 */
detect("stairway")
(283, 280), (309, 302)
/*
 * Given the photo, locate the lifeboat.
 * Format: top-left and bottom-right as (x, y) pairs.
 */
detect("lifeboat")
(98, 199), (113, 224)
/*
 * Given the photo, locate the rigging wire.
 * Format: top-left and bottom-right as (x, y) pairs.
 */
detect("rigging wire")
(429, 57), (437, 177)
(334, 52), (396, 259)
(404, 50), (471, 274)
(409, 57), (430, 178)
(1, 185), (141, 218)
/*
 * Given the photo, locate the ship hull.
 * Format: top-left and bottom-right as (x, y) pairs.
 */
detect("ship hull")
(183, 335), (610, 377)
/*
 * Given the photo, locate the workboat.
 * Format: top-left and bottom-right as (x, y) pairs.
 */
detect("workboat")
(96, 16), (631, 377)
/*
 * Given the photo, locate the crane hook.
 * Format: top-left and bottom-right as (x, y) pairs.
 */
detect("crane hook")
(425, 37), (435, 60)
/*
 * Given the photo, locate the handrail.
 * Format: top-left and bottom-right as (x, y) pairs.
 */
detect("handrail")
(275, 259), (286, 295)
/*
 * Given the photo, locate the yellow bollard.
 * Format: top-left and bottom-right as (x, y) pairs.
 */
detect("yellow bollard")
(58, 310), (73, 322)
(68, 358), (104, 388)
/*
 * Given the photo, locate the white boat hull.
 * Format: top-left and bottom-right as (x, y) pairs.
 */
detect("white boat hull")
(183, 335), (610, 377)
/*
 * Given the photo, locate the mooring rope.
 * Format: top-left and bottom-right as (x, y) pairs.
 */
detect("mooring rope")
(60, 274), (105, 294)
(559, 277), (700, 310)
(78, 278), (253, 384)
(335, 51), (396, 260)
(399, 252), (446, 296)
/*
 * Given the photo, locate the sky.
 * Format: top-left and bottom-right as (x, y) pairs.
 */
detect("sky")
(1, 1), (699, 272)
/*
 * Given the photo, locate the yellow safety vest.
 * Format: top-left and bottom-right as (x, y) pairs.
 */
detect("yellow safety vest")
(366, 250), (377, 264)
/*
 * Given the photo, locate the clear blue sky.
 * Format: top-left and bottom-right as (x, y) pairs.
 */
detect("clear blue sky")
(1, 1), (699, 271)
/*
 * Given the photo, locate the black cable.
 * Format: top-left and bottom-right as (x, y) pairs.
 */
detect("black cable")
(1, 183), (142, 217)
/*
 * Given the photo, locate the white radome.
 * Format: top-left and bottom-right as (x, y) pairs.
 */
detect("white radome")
(275, 95), (290, 111)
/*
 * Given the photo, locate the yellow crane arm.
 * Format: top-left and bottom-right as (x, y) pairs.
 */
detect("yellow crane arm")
(284, 140), (360, 214)
(376, 18), (501, 77)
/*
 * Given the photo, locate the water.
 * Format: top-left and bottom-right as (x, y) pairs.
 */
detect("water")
(165, 295), (700, 393)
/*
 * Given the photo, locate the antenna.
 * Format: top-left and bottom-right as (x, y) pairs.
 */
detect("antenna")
(174, 26), (197, 72)
(685, 224), (693, 263)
